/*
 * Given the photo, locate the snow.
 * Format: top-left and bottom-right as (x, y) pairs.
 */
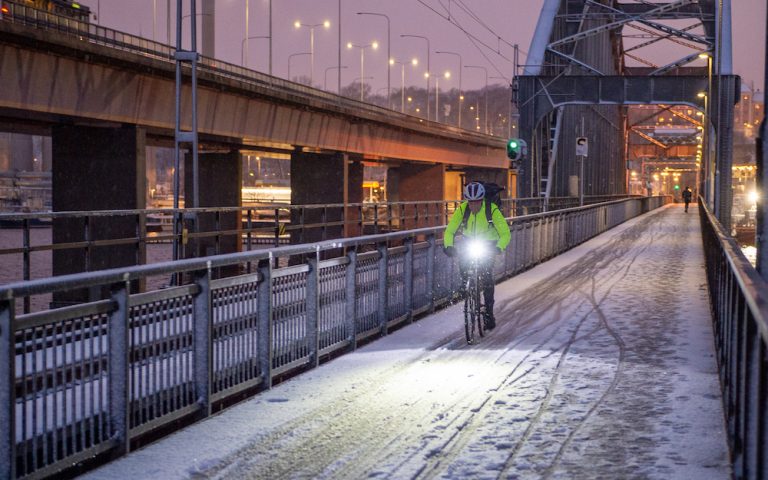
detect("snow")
(83, 204), (731, 479)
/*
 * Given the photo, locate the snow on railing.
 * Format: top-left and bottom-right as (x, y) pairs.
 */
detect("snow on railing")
(698, 197), (768, 478)
(0, 196), (667, 478)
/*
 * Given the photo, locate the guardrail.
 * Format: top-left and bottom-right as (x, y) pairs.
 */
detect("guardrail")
(0, 196), (667, 479)
(699, 197), (768, 479)
(0, 196), (635, 312)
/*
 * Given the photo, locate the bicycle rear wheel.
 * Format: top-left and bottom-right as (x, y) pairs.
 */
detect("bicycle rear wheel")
(476, 291), (486, 338)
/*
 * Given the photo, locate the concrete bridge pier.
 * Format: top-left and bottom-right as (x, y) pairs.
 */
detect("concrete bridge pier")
(388, 163), (446, 230)
(51, 125), (146, 304)
(184, 150), (242, 275)
(290, 150), (363, 244)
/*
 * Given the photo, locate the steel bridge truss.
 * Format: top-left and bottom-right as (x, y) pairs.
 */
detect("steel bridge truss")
(517, 0), (739, 228)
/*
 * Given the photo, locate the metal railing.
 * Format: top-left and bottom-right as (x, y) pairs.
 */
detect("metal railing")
(0, 196), (636, 309)
(0, 196), (667, 479)
(699, 197), (768, 479)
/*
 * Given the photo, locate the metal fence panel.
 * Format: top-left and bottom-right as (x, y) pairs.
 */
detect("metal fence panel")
(211, 274), (261, 397)
(127, 287), (196, 431)
(271, 268), (310, 373)
(412, 244), (430, 311)
(318, 260), (349, 353)
(12, 303), (112, 478)
(0, 197), (670, 478)
(387, 250), (407, 323)
(355, 253), (380, 338)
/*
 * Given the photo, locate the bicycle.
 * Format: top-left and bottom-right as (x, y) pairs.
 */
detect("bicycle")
(460, 239), (491, 345)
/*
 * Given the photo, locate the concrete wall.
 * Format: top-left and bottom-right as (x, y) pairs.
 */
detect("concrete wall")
(51, 125), (146, 304)
(290, 151), (364, 243)
(184, 150), (242, 270)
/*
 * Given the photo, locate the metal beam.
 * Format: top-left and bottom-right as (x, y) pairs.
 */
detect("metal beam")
(631, 128), (668, 148)
(549, 0), (696, 49)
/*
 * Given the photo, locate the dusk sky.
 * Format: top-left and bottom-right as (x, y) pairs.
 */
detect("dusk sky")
(93, 1), (765, 94)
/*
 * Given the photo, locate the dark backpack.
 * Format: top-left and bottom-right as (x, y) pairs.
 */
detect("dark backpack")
(461, 182), (505, 228)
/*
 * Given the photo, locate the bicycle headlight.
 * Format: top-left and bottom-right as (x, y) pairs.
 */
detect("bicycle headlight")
(467, 239), (487, 259)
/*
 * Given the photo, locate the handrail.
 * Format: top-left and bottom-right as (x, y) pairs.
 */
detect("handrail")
(698, 196), (768, 478)
(0, 196), (667, 479)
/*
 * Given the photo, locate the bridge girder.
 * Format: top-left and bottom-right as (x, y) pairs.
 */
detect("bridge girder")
(518, 0), (736, 228)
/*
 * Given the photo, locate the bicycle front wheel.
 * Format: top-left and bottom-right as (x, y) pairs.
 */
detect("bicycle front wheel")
(464, 280), (475, 344)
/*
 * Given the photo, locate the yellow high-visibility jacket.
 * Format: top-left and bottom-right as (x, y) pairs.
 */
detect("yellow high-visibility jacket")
(443, 200), (511, 250)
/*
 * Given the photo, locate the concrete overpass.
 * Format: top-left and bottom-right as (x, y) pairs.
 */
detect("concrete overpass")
(0, 4), (510, 284)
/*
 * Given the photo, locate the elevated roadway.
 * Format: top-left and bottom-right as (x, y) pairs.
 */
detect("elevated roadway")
(0, 15), (505, 168)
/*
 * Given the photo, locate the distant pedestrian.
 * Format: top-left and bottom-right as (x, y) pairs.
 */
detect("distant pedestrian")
(682, 186), (693, 213)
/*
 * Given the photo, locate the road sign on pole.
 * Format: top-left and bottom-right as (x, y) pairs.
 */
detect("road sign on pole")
(576, 137), (588, 157)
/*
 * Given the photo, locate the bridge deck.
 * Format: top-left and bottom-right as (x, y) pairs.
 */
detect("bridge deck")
(85, 204), (731, 479)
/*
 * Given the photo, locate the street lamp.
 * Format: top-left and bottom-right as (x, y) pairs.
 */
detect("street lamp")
(295, 20), (331, 88)
(465, 65), (488, 134)
(347, 41), (379, 102)
(436, 51), (462, 128)
(325, 65), (347, 91)
(491, 75), (513, 137)
(288, 52), (311, 82)
(401, 34), (430, 121)
(699, 51), (713, 206)
(357, 12), (390, 109)
(243, 0), (272, 74)
(698, 89), (710, 203)
(434, 71), (451, 123)
(241, 35), (269, 67)
(389, 57), (418, 113)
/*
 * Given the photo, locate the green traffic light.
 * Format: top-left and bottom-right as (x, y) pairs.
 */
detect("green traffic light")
(674, 185), (680, 190)
(508, 140), (518, 148)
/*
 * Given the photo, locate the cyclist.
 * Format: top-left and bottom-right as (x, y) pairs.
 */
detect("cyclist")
(682, 186), (693, 213)
(443, 181), (511, 330)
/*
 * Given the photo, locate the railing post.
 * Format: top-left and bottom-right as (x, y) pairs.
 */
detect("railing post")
(345, 249), (358, 350)
(373, 203), (379, 235)
(192, 266), (212, 418)
(377, 242), (389, 335)
(306, 250), (320, 368)
(108, 280), (130, 457)
(0, 299), (15, 480)
(23, 219), (31, 313)
(404, 237), (414, 322)
(257, 258), (273, 389)
(426, 233), (436, 312)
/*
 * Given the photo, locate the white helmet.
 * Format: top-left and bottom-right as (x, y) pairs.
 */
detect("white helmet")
(463, 182), (485, 201)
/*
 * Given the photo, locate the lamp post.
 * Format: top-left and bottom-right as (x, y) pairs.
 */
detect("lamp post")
(490, 75), (512, 137)
(436, 51), (462, 128)
(181, 12), (213, 53)
(466, 65), (488, 134)
(401, 34), (430, 121)
(243, 0), (272, 74)
(389, 57), (418, 113)
(295, 20), (331, 87)
(357, 12), (390, 109)
(241, 35), (269, 67)
(699, 52), (713, 207)
(347, 41), (378, 102)
(698, 90), (710, 205)
(325, 65), (347, 91)
(288, 52), (311, 82)
(434, 71), (451, 123)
